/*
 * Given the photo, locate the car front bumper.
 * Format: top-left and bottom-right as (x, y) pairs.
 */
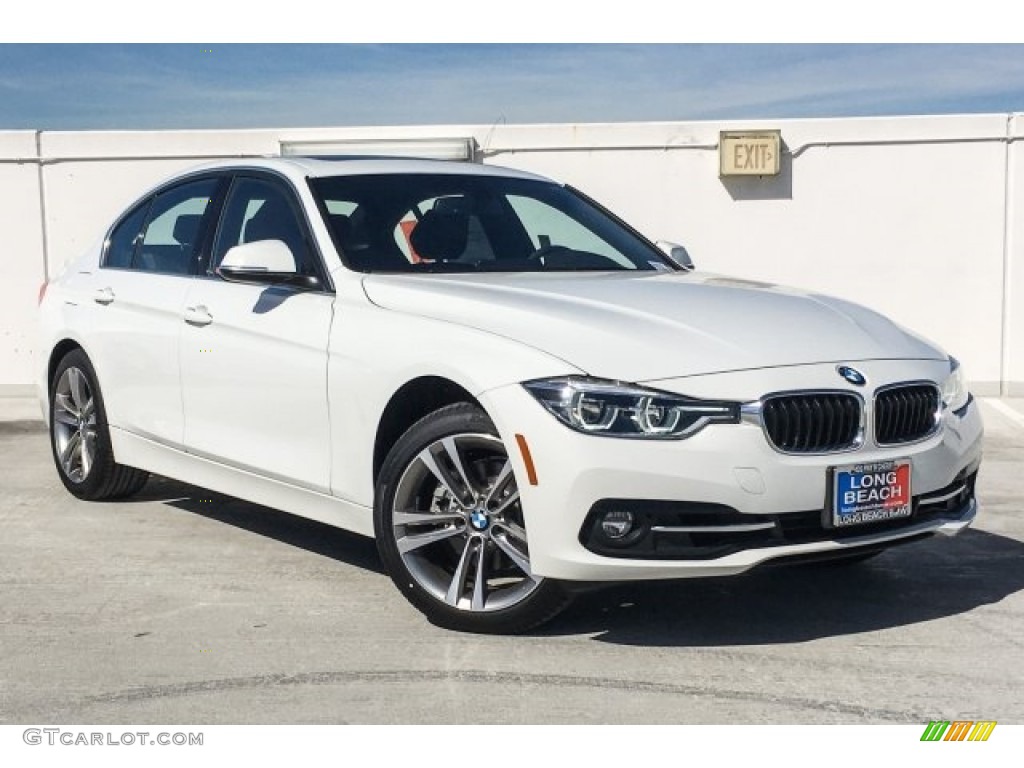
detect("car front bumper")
(479, 360), (984, 582)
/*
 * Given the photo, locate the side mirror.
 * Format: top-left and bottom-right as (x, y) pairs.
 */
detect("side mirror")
(216, 240), (319, 289)
(655, 240), (695, 271)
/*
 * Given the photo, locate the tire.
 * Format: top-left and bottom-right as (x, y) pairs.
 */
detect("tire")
(49, 349), (150, 501)
(374, 403), (571, 633)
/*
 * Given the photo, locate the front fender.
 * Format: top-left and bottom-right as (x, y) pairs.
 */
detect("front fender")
(326, 294), (582, 506)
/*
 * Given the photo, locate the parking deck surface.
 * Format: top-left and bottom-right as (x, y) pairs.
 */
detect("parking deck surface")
(1, 399), (1022, 724)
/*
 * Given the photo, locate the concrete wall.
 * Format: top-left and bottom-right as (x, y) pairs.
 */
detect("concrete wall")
(2, 114), (1021, 395)
(0, 132), (47, 394)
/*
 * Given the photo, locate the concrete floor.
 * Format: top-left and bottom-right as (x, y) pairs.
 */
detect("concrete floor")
(1, 399), (1022, 724)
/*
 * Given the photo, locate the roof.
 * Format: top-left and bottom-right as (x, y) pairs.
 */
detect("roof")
(185, 155), (553, 183)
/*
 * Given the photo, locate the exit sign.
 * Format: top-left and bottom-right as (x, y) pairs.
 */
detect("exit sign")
(719, 131), (782, 176)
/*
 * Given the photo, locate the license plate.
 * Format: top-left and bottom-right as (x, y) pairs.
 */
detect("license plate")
(831, 459), (912, 527)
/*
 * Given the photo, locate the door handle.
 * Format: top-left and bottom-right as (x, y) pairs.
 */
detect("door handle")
(184, 305), (213, 327)
(93, 287), (115, 306)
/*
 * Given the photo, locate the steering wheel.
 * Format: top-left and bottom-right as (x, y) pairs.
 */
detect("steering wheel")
(526, 243), (570, 264)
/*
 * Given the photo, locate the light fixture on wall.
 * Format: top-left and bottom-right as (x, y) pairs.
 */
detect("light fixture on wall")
(280, 138), (478, 162)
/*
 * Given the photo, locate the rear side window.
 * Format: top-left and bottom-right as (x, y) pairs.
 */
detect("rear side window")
(134, 179), (219, 275)
(104, 202), (151, 269)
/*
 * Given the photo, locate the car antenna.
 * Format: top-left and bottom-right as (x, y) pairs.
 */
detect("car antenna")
(480, 114), (507, 160)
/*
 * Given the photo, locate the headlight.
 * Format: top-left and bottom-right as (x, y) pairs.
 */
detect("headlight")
(522, 377), (739, 439)
(941, 357), (969, 411)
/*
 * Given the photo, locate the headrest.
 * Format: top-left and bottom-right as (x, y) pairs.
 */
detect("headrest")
(244, 198), (292, 243)
(173, 214), (203, 246)
(328, 213), (353, 242)
(433, 196), (469, 215)
(409, 209), (468, 261)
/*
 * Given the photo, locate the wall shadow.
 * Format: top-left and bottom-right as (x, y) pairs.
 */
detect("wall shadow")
(0, 420), (46, 435)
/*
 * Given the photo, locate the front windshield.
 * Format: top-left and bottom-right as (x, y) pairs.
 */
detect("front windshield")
(309, 173), (674, 273)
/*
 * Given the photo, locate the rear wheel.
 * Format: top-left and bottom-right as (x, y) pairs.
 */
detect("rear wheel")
(49, 349), (149, 500)
(374, 403), (571, 633)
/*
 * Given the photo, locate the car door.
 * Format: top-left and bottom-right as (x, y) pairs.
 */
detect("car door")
(179, 174), (334, 492)
(86, 176), (223, 447)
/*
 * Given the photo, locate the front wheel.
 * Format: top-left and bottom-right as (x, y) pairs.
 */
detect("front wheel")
(374, 403), (571, 633)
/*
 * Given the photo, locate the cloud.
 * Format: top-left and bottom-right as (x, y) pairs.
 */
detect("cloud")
(0, 44), (1022, 130)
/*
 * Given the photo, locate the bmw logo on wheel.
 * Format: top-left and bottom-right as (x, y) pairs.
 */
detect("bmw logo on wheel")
(837, 365), (867, 386)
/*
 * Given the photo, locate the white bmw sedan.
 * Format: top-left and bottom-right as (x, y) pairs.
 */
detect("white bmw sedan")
(38, 157), (983, 632)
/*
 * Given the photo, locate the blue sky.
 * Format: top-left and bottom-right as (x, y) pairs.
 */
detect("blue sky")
(1, 44), (1023, 130)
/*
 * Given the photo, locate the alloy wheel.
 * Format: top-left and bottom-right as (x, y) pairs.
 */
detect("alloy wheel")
(390, 433), (540, 612)
(52, 366), (98, 483)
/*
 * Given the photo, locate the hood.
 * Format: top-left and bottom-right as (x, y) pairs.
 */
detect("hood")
(361, 271), (945, 382)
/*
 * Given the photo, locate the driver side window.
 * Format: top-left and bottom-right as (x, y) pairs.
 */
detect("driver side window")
(212, 177), (318, 276)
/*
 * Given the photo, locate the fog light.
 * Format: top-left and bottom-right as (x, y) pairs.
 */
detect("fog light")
(600, 510), (635, 539)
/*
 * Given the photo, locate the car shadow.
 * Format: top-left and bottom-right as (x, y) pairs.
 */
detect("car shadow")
(126, 477), (1023, 645)
(131, 475), (385, 576)
(540, 527), (1024, 646)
